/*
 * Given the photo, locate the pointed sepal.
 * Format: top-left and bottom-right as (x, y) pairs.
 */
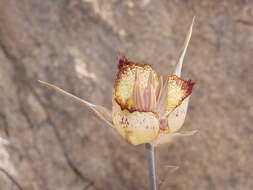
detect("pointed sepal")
(38, 80), (114, 128)
(174, 16), (195, 77)
(151, 130), (197, 147)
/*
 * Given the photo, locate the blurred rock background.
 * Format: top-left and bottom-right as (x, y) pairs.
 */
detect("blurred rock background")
(0, 0), (253, 189)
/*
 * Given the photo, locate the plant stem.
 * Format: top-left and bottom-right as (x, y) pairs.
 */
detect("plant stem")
(145, 143), (157, 190)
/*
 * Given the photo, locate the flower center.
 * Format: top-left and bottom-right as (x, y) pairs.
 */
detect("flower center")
(133, 70), (163, 112)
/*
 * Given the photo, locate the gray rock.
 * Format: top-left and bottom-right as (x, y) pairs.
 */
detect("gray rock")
(0, 0), (252, 189)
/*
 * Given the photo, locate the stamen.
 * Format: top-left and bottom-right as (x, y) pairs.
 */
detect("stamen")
(150, 85), (156, 112)
(133, 71), (139, 108)
(143, 88), (149, 111)
(134, 70), (143, 110)
(157, 78), (168, 115)
(148, 71), (155, 88)
(156, 76), (163, 102)
(133, 70), (162, 112)
(139, 87), (146, 111)
(147, 81), (152, 111)
(137, 83), (143, 110)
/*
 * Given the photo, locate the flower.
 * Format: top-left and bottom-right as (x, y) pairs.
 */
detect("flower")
(39, 18), (197, 146)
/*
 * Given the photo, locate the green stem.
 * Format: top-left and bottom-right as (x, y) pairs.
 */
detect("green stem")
(145, 143), (157, 190)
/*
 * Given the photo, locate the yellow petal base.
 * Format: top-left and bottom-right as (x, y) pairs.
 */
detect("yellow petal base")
(112, 100), (159, 145)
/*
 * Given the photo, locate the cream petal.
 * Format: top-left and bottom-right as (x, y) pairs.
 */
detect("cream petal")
(174, 17), (195, 77)
(114, 56), (158, 112)
(39, 80), (114, 128)
(112, 100), (159, 145)
(167, 96), (190, 133)
(166, 76), (195, 111)
(151, 130), (197, 147)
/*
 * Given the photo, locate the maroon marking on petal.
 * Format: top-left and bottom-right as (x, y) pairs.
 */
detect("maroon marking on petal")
(120, 116), (129, 127)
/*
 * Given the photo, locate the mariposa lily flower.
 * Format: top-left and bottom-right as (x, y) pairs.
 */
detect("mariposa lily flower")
(39, 18), (197, 146)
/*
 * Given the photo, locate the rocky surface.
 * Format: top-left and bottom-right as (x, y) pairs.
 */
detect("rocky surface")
(0, 0), (253, 189)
